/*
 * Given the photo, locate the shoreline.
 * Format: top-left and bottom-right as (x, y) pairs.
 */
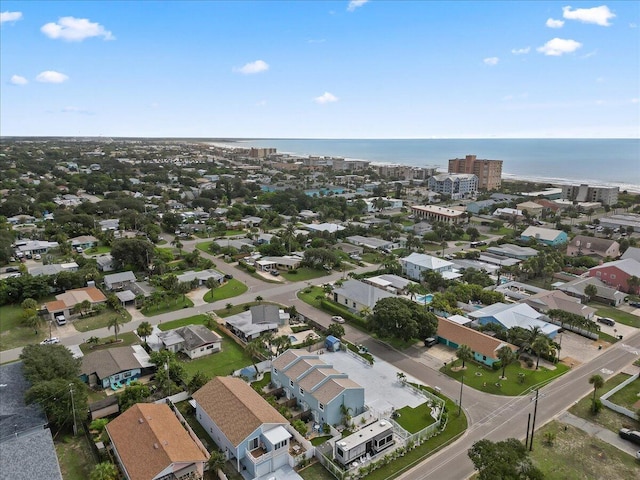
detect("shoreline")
(209, 141), (640, 194)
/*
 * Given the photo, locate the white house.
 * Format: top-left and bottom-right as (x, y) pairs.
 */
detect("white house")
(400, 253), (460, 281)
(157, 325), (222, 359)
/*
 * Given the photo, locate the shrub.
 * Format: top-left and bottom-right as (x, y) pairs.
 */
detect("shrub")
(591, 398), (603, 415)
(525, 358), (534, 369)
(491, 361), (502, 371)
(246, 265), (256, 273)
(289, 269), (298, 275)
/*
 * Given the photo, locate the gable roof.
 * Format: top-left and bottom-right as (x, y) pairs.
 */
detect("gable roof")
(0, 429), (63, 480)
(621, 247), (640, 262)
(176, 325), (221, 350)
(469, 302), (560, 336)
(555, 276), (625, 301)
(192, 377), (287, 447)
(521, 226), (565, 242)
(106, 403), (207, 480)
(589, 258), (640, 277)
(401, 252), (454, 270)
(437, 317), (517, 360)
(332, 279), (396, 308)
(568, 235), (619, 253)
(523, 290), (597, 318)
(104, 271), (137, 285)
(80, 346), (151, 379)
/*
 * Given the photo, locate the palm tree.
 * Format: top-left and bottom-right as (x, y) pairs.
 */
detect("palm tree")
(205, 277), (219, 301)
(455, 344), (473, 369)
(90, 462), (118, 480)
(496, 345), (515, 379)
(79, 299), (92, 317)
(171, 238), (184, 257)
(589, 374), (604, 408)
(245, 340), (264, 376)
(207, 451), (227, 477)
(23, 313), (42, 335)
(107, 316), (124, 342)
(137, 321), (153, 345)
(359, 306), (372, 320)
(584, 283), (598, 302)
(406, 282), (423, 301)
(255, 295), (264, 304)
(627, 275), (640, 295)
(532, 335), (550, 369)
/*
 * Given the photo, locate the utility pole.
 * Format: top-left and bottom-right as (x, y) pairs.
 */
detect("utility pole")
(458, 374), (464, 416)
(69, 383), (77, 436)
(529, 389), (539, 451)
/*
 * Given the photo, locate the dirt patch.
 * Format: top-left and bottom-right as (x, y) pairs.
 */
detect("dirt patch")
(560, 356), (582, 368)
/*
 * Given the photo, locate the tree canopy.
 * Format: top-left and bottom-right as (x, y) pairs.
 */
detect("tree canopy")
(468, 438), (543, 480)
(369, 297), (438, 342)
(20, 344), (82, 384)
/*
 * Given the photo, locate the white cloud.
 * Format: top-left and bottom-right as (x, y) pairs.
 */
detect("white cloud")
(256, 100), (267, 107)
(36, 70), (69, 83)
(234, 60), (269, 74)
(314, 92), (338, 104)
(596, 77), (605, 83)
(562, 5), (615, 27)
(546, 18), (565, 28)
(1, 11), (22, 24)
(511, 47), (531, 55)
(632, 98), (639, 104)
(630, 23), (637, 29)
(41, 16), (114, 41)
(347, 0), (369, 12)
(537, 38), (582, 56)
(10, 75), (28, 85)
(483, 57), (499, 66)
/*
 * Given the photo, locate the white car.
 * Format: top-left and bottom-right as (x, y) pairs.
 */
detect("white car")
(40, 337), (60, 345)
(331, 315), (345, 324)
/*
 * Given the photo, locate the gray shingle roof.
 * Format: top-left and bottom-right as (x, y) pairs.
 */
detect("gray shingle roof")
(0, 363), (47, 441)
(0, 429), (62, 480)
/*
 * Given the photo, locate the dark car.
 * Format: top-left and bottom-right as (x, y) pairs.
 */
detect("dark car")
(597, 317), (615, 327)
(224, 274), (233, 280)
(5, 267), (19, 273)
(629, 301), (640, 308)
(619, 428), (640, 446)
(270, 270), (280, 276)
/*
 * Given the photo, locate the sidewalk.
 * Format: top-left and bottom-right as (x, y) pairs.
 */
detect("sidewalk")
(556, 411), (638, 457)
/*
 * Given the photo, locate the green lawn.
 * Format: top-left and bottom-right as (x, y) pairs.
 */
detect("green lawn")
(214, 301), (279, 318)
(441, 361), (570, 396)
(311, 435), (332, 446)
(297, 286), (326, 309)
(85, 245), (111, 255)
(73, 308), (132, 333)
(141, 296), (194, 316)
(395, 401), (438, 433)
(530, 421), (640, 480)
(608, 377), (640, 410)
(158, 314), (210, 331)
(196, 241), (215, 254)
(591, 304), (640, 328)
(203, 279), (248, 302)
(299, 462), (334, 480)
(281, 268), (329, 282)
(78, 331), (140, 354)
(569, 373), (640, 433)
(0, 304), (50, 351)
(55, 430), (97, 480)
(361, 252), (384, 264)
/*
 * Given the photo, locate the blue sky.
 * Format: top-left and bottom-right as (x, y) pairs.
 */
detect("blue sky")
(1, 1), (638, 138)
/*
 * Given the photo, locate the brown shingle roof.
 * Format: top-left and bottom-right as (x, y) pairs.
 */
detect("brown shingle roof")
(298, 367), (341, 391)
(283, 358), (325, 380)
(437, 316), (517, 360)
(271, 350), (300, 370)
(80, 346), (144, 379)
(45, 300), (66, 312)
(193, 377), (287, 447)
(106, 403), (207, 480)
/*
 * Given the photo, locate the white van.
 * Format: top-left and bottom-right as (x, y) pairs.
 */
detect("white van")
(55, 314), (67, 326)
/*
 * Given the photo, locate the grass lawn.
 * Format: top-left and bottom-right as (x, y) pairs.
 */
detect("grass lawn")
(569, 373), (640, 433)
(73, 308), (132, 333)
(441, 361), (570, 396)
(361, 252), (385, 264)
(282, 267), (329, 282)
(422, 243), (444, 252)
(214, 301), (279, 318)
(78, 331), (140, 354)
(297, 286), (326, 309)
(311, 435), (332, 446)
(530, 421), (639, 479)
(55, 430), (97, 480)
(598, 331), (620, 344)
(0, 304), (51, 351)
(395, 401), (438, 434)
(591, 304), (640, 328)
(196, 241), (215, 254)
(299, 462), (335, 480)
(85, 245), (111, 255)
(203, 279), (248, 302)
(608, 377), (640, 411)
(141, 296), (194, 316)
(158, 314), (210, 331)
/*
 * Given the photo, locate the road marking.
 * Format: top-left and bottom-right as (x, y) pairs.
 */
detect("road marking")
(600, 368), (613, 375)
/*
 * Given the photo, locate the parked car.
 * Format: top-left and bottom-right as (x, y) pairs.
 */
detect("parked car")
(40, 337), (60, 345)
(270, 270), (280, 276)
(5, 267), (19, 273)
(619, 428), (640, 446)
(55, 314), (67, 326)
(597, 317), (615, 326)
(34, 254), (41, 260)
(331, 315), (345, 324)
(224, 274), (233, 280)
(629, 301), (640, 308)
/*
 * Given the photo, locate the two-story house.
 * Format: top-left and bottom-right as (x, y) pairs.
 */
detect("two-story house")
(400, 253), (459, 281)
(193, 377), (292, 479)
(332, 279), (396, 313)
(271, 350), (365, 427)
(566, 235), (620, 259)
(104, 271), (137, 291)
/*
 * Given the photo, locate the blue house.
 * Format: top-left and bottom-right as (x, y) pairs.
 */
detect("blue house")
(271, 350), (365, 427)
(325, 335), (341, 352)
(79, 346), (155, 389)
(468, 303), (561, 339)
(520, 226), (568, 246)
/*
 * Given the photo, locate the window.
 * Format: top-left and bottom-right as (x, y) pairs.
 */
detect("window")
(274, 368), (278, 374)
(596, 271), (601, 277)
(290, 380), (294, 387)
(249, 437), (259, 450)
(319, 403), (324, 411)
(336, 447), (344, 458)
(123, 371), (131, 378)
(482, 355), (486, 361)
(344, 299), (348, 305)
(352, 302), (356, 308)
(610, 274), (616, 280)
(299, 387), (304, 395)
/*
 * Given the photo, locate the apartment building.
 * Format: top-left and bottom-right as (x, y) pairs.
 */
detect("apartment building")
(427, 173), (478, 199)
(448, 154), (503, 190)
(561, 184), (619, 206)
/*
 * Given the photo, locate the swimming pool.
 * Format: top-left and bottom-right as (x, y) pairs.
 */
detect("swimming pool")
(288, 335), (298, 343)
(415, 294), (434, 304)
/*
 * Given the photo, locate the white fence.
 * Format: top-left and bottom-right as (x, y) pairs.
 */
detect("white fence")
(154, 391), (190, 404)
(600, 372), (639, 420)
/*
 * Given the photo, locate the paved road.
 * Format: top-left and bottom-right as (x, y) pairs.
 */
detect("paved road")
(557, 411), (639, 457)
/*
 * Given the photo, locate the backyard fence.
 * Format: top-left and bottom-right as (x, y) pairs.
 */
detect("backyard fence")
(600, 372), (639, 420)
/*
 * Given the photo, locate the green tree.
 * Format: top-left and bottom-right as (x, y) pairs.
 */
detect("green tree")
(22, 312), (43, 334)
(207, 450), (227, 476)
(107, 316), (124, 342)
(326, 323), (346, 339)
(188, 371), (210, 394)
(531, 335), (550, 369)
(627, 275), (640, 294)
(118, 381), (151, 411)
(255, 295), (264, 304)
(456, 344), (473, 369)
(205, 277), (219, 300)
(589, 374), (604, 405)
(245, 340), (264, 376)
(25, 378), (88, 430)
(496, 345), (515, 379)
(136, 321), (153, 345)
(468, 438), (543, 480)
(89, 462), (118, 480)
(21, 298), (38, 312)
(20, 344), (81, 383)
(584, 283), (598, 300)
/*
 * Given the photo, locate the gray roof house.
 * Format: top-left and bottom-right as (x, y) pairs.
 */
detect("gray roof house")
(176, 269), (225, 286)
(332, 279), (396, 313)
(554, 276), (626, 306)
(485, 244), (539, 260)
(225, 304), (288, 342)
(104, 271), (137, 291)
(96, 254), (115, 272)
(400, 252), (461, 281)
(157, 325), (222, 359)
(0, 362), (62, 480)
(80, 345), (154, 389)
(28, 262), (79, 276)
(621, 246), (640, 262)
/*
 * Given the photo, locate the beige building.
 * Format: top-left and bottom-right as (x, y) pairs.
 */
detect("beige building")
(411, 204), (465, 224)
(566, 235), (620, 259)
(448, 154), (503, 190)
(516, 201), (545, 218)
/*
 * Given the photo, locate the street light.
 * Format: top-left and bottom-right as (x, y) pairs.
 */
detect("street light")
(458, 374), (464, 417)
(529, 389), (540, 451)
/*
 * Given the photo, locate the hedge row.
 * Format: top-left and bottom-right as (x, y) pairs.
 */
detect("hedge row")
(319, 299), (369, 330)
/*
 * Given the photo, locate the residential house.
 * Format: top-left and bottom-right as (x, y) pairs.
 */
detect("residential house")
(225, 304), (288, 342)
(566, 235), (620, 259)
(334, 421), (394, 467)
(271, 350), (365, 426)
(255, 255), (302, 272)
(520, 226), (568, 246)
(516, 201), (545, 218)
(334, 242), (364, 256)
(28, 262), (78, 277)
(485, 244), (538, 260)
(303, 222), (346, 233)
(96, 254), (115, 272)
(468, 302), (561, 338)
(588, 258), (640, 294)
(363, 274), (417, 295)
(400, 252), (460, 281)
(15, 240), (59, 256)
(332, 279), (396, 313)
(345, 235), (399, 251)
(157, 325), (222, 359)
(521, 290), (596, 319)
(465, 199), (500, 215)
(106, 403), (208, 480)
(362, 197), (403, 212)
(99, 218), (120, 231)
(80, 345), (154, 389)
(44, 286), (107, 321)
(176, 269), (225, 286)
(554, 276), (625, 306)
(0, 363), (63, 480)
(104, 271), (137, 291)
(621, 246), (640, 262)
(427, 173), (478, 199)
(70, 235), (99, 250)
(435, 317), (518, 367)
(193, 377), (293, 479)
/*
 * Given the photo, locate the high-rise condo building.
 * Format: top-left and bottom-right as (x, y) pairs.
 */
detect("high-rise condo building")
(448, 154), (503, 191)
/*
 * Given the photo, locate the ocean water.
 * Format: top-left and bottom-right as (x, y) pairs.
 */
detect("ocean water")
(223, 139), (640, 192)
